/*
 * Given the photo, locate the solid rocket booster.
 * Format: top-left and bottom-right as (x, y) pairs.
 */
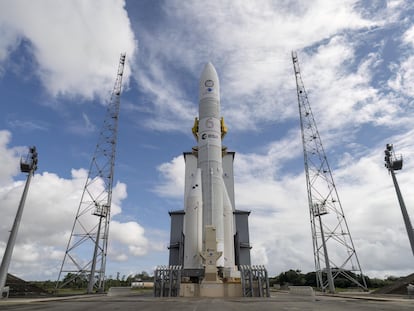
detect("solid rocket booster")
(197, 62), (235, 268)
(183, 168), (203, 269)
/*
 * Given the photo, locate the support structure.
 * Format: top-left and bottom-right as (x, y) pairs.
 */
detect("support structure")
(292, 51), (367, 292)
(56, 54), (126, 293)
(153, 266), (182, 297)
(239, 265), (270, 297)
(0, 147), (38, 299)
(154, 265), (269, 298)
(384, 144), (414, 256)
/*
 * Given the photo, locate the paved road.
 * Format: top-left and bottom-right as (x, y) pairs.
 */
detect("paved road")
(1, 292), (413, 311)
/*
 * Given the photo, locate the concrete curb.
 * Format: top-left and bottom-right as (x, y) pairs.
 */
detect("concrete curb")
(0, 294), (105, 304)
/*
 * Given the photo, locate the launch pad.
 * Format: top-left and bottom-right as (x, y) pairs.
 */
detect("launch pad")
(154, 265), (269, 298)
(2, 293), (414, 311)
(180, 282), (242, 298)
(178, 226), (244, 297)
(154, 63), (269, 298)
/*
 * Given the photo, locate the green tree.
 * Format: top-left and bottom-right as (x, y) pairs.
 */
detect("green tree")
(304, 272), (317, 287)
(61, 273), (88, 289)
(276, 269), (305, 286)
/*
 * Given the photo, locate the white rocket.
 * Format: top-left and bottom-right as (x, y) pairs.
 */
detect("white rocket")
(183, 62), (235, 270)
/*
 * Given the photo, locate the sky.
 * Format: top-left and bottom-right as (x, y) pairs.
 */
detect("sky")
(0, 0), (414, 281)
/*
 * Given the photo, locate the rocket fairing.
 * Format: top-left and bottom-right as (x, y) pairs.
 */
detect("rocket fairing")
(183, 62), (236, 270)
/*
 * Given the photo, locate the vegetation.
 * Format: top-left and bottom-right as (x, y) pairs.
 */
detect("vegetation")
(30, 271), (154, 294)
(269, 269), (401, 289)
(106, 271), (153, 289)
(30, 269), (403, 293)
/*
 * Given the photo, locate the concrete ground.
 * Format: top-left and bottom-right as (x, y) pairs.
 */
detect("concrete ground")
(0, 291), (413, 311)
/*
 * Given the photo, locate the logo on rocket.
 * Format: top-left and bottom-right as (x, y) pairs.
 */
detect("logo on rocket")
(205, 80), (214, 87)
(205, 118), (214, 128)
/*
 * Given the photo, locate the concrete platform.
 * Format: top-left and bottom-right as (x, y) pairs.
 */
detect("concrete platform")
(107, 287), (132, 296)
(0, 291), (413, 311)
(180, 282), (242, 297)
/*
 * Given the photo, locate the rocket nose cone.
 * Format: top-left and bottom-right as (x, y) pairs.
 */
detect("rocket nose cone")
(199, 62), (220, 100)
(201, 62), (218, 79)
(204, 62), (215, 72)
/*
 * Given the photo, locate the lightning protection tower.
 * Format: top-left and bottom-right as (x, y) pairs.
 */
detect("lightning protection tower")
(292, 51), (367, 293)
(384, 143), (414, 256)
(56, 54), (126, 293)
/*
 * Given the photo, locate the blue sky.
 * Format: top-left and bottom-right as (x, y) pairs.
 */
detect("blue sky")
(1, 0), (414, 281)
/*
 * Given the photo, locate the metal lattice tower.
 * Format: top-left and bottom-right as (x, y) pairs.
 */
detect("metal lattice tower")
(56, 54), (126, 293)
(292, 51), (367, 293)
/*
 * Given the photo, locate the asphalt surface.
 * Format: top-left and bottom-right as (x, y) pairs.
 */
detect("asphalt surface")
(0, 292), (413, 311)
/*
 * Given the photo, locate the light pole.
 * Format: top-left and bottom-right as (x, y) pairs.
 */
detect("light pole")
(0, 146), (38, 298)
(384, 143), (414, 256)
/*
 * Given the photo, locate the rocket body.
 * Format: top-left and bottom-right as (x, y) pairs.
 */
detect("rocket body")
(183, 62), (235, 270)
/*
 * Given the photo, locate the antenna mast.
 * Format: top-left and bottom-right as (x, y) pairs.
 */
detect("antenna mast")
(292, 51), (367, 293)
(56, 54), (126, 293)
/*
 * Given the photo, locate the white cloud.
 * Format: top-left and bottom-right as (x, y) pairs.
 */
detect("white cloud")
(388, 55), (414, 98)
(333, 136), (414, 277)
(0, 131), (150, 280)
(133, 0), (376, 132)
(0, 22), (20, 74)
(6, 118), (49, 132)
(0, 0), (137, 99)
(154, 128), (414, 278)
(110, 221), (149, 257)
(67, 113), (97, 135)
(301, 37), (388, 132)
(128, 0), (414, 280)
(403, 24), (414, 48)
(154, 155), (185, 198)
(234, 131), (302, 181)
(1, 0), (413, 282)
(387, 23), (414, 98)
(0, 131), (22, 186)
